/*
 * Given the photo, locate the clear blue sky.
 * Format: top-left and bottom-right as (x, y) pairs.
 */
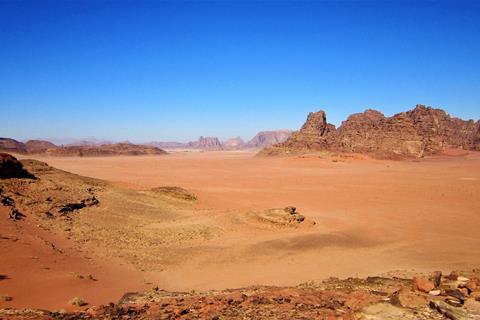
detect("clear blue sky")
(1, 1), (479, 143)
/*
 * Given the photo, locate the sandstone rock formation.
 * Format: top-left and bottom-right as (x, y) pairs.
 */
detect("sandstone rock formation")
(146, 141), (187, 149)
(187, 136), (224, 150)
(44, 143), (167, 156)
(223, 136), (245, 150)
(25, 140), (58, 153)
(0, 153), (35, 179)
(261, 105), (480, 159)
(246, 130), (292, 148)
(0, 138), (28, 154)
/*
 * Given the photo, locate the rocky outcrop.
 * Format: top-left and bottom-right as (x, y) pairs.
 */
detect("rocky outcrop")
(0, 138), (28, 154)
(44, 143), (167, 156)
(0, 153), (35, 179)
(187, 136), (223, 150)
(261, 105), (480, 159)
(25, 140), (58, 153)
(246, 130), (292, 148)
(223, 137), (245, 150)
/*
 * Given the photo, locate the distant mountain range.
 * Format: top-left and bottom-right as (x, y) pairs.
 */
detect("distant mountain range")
(147, 130), (292, 150)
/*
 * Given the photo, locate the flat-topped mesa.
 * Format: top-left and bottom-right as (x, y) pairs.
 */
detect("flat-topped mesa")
(261, 104), (480, 159)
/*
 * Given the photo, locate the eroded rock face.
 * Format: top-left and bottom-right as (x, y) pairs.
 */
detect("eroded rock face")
(0, 153), (35, 179)
(263, 111), (337, 152)
(262, 105), (480, 159)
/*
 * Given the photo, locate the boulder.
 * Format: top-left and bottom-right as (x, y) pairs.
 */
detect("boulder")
(0, 153), (35, 179)
(413, 277), (435, 293)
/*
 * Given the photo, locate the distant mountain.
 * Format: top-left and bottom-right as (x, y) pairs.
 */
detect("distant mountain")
(222, 137), (245, 150)
(246, 130), (292, 148)
(0, 138), (167, 157)
(187, 136), (223, 150)
(146, 141), (187, 149)
(0, 138), (29, 154)
(25, 140), (58, 153)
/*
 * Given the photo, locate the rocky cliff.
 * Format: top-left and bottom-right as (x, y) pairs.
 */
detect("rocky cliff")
(246, 130), (292, 148)
(261, 105), (480, 159)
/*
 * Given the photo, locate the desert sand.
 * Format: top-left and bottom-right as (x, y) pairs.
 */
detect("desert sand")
(2, 150), (480, 311)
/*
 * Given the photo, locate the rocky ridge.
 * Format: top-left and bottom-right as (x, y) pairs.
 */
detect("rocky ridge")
(261, 105), (480, 159)
(0, 139), (167, 157)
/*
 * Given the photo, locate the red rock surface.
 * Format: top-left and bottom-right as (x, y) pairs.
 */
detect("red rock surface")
(262, 104), (480, 158)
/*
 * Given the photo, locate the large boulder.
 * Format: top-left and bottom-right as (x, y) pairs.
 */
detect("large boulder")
(0, 153), (35, 179)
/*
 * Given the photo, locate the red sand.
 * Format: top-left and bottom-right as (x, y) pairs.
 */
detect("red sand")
(3, 150), (480, 308)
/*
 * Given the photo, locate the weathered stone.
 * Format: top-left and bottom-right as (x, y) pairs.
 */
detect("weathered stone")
(431, 271), (442, 288)
(0, 153), (35, 179)
(413, 277), (435, 293)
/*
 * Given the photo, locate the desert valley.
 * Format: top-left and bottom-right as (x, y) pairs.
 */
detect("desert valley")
(1, 105), (480, 319)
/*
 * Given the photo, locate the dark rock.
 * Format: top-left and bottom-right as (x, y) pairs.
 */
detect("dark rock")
(0, 153), (36, 179)
(432, 271), (442, 288)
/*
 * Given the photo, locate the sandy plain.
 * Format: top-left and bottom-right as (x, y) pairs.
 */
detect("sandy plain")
(2, 150), (480, 309)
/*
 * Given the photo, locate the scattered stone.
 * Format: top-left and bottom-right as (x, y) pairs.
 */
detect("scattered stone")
(69, 297), (87, 307)
(457, 276), (469, 282)
(284, 206), (296, 214)
(430, 300), (468, 320)
(446, 271), (458, 281)
(9, 208), (25, 220)
(465, 279), (478, 292)
(429, 289), (441, 296)
(445, 297), (463, 308)
(0, 294), (13, 302)
(445, 289), (465, 301)
(413, 277), (435, 293)
(431, 271), (442, 288)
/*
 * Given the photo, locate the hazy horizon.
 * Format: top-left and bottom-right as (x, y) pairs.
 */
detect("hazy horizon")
(1, 1), (480, 142)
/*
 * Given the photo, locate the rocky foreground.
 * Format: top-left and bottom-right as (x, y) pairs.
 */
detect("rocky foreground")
(2, 271), (480, 319)
(261, 104), (480, 159)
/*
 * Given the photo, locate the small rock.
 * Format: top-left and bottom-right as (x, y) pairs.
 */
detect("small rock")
(284, 206), (296, 214)
(0, 294), (13, 302)
(446, 271), (458, 281)
(431, 271), (442, 288)
(445, 289), (465, 301)
(445, 297), (463, 307)
(457, 276), (469, 282)
(458, 288), (469, 296)
(69, 297), (87, 307)
(466, 279), (478, 292)
(413, 277), (435, 293)
(429, 289), (441, 296)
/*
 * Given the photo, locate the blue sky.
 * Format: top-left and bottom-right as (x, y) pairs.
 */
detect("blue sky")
(1, 1), (479, 143)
